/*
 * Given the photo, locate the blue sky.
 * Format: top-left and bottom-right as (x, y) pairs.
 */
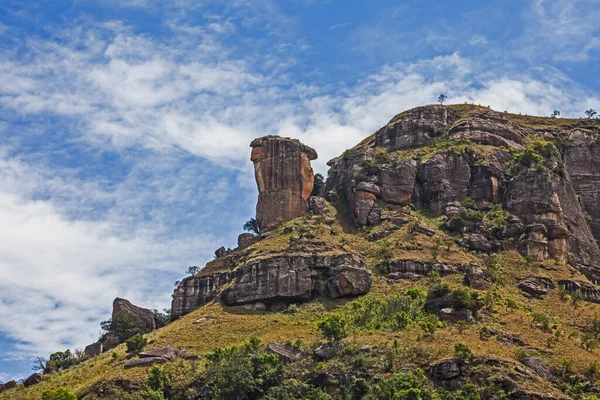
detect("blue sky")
(0, 0), (599, 380)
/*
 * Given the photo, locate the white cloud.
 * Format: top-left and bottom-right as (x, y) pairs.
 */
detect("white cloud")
(469, 34), (488, 46)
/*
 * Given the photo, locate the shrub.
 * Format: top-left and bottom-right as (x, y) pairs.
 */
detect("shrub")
(317, 314), (349, 342)
(361, 160), (381, 176)
(311, 173), (325, 197)
(347, 290), (427, 331)
(125, 334), (147, 353)
(243, 218), (261, 235)
(33, 349), (86, 374)
(41, 388), (77, 400)
(148, 366), (171, 392)
(454, 343), (474, 364)
(452, 289), (472, 310)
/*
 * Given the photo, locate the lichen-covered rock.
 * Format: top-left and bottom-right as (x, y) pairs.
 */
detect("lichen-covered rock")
(237, 233), (256, 248)
(376, 259), (461, 278)
(221, 254), (371, 307)
(251, 136), (317, 230)
(439, 308), (472, 323)
(465, 265), (488, 290)
(521, 357), (554, 382)
(428, 359), (466, 390)
(124, 357), (167, 369)
(308, 196), (328, 216)
(449, 111), (525, 150)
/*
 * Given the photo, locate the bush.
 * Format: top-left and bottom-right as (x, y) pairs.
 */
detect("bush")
(311, 173), (325, 197)
(243, 218), (261, 235)
(100, 310), (148, 343)
(33, 349), (86, 374)
(454, 343), (474, 364)
(452, 289), (472, 310)
(348, 290), (427, 331)
(41, 388), (77, 400)
(317, 314), (349, 342)
(148, 366), (171, 392)
(361, 160), (381, 176)
(125, 334), (147, 353)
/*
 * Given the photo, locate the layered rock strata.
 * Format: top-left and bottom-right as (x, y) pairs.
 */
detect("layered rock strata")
(251, 136), (318, 230)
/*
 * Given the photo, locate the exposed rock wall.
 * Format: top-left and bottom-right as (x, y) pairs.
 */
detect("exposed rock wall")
(251, 136), (318, 230)
(171, 271), (237, 320)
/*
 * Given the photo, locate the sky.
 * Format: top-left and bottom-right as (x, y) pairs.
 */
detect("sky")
(0, 0), (599, 380)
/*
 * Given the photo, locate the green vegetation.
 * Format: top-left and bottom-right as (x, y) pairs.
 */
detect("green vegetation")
(510, 140), (558, 172)
(125, 334), (147, 353)
(311, 173), (326, 197)
(41, 388), (77, 400)
(101, 310), (150, 343)
(33, 349), (86, 374)
(244, 218), (262, 235)
(317, 314), (349, 341)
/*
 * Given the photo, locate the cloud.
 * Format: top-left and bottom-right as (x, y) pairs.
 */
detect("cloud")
(469, 34), (488, 46)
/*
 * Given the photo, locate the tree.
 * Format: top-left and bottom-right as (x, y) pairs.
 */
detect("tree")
(317, 314), (349, 342)
(585, 109), (597, 119)
(243, 218), (262, 235)
(153, 308), (171, 328)
(125, 334), (147, 353)
(34, 350), (85, 374)
(100, 310), (147, 343)
(186, 266), (199, 275)
(32, 356), (49, 373)
(551, 110), (560, 118)
(311, 173), (325, 197)
(438, 94), (447, 105)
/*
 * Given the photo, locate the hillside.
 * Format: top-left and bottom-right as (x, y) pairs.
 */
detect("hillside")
(3, 104), (600, 400)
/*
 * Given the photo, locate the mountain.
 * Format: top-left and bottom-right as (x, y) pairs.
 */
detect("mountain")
(3, 104), (600, 400)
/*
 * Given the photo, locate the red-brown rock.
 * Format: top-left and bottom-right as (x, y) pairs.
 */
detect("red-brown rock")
(250, 136), (317, 230)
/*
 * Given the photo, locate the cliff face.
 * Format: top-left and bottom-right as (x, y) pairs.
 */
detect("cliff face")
(251, 136), (318, 230)
(326, 106), (600, 282)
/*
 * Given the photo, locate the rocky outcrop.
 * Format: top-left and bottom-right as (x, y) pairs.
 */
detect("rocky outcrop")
(558, 280), (600, 303)
(23, 373), (42, 387)
(251, 136), (317, 230)
(221, 254), (371, 308)
(449, 110), (525, 150)
(172, 254), (371, 318)
(376, 259), (462, 279)
(171, 271), (237, 320)
(518, 277), (555, 298)
(265, 343), (305, 362)
(428, 359), (466, 390)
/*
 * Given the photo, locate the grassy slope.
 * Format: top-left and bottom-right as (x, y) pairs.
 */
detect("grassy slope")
(4, 105), (600, 399)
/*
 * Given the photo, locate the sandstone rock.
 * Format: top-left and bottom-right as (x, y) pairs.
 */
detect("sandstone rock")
(375, 105), (457, 150)
(265, 343), (305, 362)
(23, 373), (42, 387)
(139, 345), (176, 361)
(368, 229), (395, 241)
(3, 381), (17, 390)
(124, 357), (167, 369)
(379, 160), (418, 205)
(428, 359), (465, 390)
(463, 233), (492, 253)
(518, 277), (555, 298)
(413, 224), (436, 237)
(465, 265), (488, 290)
(449, 111), (525, 150)
(171, 271), (237, 320)
(521, 357), (554, 382)
(221, 254), (371, 306)
(558, 280), (600, 303)
(308, 196), (328, 216)
(193, 316), (212, 324)
(215, 246), (227, 258)
(424, 293), (454, 313)
(353, 190), (376, 226)
(237, 233), (256, 248)
(251, 136), (317, 230)
(102, 333), (120, 352)
(414, 153), (471, 215)
(314, 341), (347, 361)
(377, 259), (461, 278)
(356, 181), (381, 195)
(85, 341), (103, 357)
(439, 308), (472, 323)
(113, 298), (157, 332)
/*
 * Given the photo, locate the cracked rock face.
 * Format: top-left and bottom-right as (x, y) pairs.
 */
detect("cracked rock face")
(251, 136), (318, 230)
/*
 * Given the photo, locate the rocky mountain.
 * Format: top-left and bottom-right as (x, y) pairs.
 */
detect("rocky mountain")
(4, 104), (600, 400)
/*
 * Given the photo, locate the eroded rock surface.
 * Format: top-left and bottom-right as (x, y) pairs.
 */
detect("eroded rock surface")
(251, 136), (317, 230)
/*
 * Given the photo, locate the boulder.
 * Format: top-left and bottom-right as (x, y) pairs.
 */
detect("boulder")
(314, 341), (347, 361)
(428, 359), (465, 390)
(448, 111), (525, 150)
(124, 357), (167, 369)
(465, 265), (488, 290)
(377, 259), (461, 278)
(250, 136), (317, 230)
(439, 308), (472, 323)
(379, 161), (418, 205)
(518, 277), (555, 298)
(463, 233), (492, 253)
(424, 293), (454, 314)
(138, 345), (176, 361)
(265, 343), (305, 362)
(308, 196), (328, 216)
(193, 316), (212, 324)
(102, 333), (120, 352)
(23, 373), (42, 387)
(413, 224), (436, 237)
(3, 381), (17, 390)
(522, 357), (554, 382)
(215, 246), (227, 258)
(237, 233), (256, 248)
(171, 270), (237, 320)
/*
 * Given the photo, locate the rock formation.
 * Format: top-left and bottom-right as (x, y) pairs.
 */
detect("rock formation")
(326, 106), (600, 282)
(251, 136), (318, 230)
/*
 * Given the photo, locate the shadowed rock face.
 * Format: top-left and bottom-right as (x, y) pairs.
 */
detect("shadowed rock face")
(113, 298), (157, 332)
(251, 136), (318, 230)
(171, 271), (237, 320)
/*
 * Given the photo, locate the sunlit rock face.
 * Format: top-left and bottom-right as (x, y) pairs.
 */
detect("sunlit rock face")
(251, 136), (318, 230)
